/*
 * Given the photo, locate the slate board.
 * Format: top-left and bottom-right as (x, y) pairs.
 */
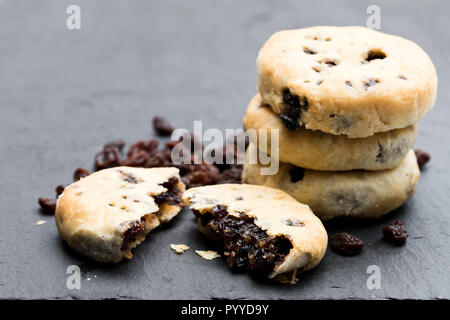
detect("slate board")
(0, 0), (449, 300)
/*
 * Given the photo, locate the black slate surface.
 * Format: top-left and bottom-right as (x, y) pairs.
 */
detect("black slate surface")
(0, 0), (449, 300)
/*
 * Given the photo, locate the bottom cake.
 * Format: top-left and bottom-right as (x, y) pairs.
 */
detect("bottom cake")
(242, 143), (420, 220)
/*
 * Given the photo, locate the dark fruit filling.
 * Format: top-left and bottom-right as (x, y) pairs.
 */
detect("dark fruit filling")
(194, 205), (293, 277)
(121, 220), (145, 251)
(120, 177), (184, 253)
(280, 89), (308, 131)
(279, 113), (300, 130)
(154, 177), (184, 206)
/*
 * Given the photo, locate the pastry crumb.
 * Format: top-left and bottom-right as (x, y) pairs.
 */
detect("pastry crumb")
(170, 244), (190, 254)
(195, 250), (220, 260)
(36, 220), (47, 226)
(276, 269), (299, 285)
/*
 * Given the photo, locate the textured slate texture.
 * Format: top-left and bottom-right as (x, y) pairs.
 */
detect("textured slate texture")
(0, 0), (448, 299)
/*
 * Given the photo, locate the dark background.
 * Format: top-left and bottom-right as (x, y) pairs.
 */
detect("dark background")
(0, 0), (448, 299)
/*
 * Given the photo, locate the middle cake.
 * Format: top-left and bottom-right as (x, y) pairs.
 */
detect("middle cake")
(243, 94), (417, 171)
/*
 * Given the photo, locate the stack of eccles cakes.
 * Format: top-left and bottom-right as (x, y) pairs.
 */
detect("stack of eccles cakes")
(243, 26), (437, 221)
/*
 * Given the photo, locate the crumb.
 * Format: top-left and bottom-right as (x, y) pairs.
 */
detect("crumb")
(36, 220), (47, 226)
(290, 269), (298, 285)
(170, 244), (190, 254)
(195, 250), (220, 260)
(275, 269), (299, 285)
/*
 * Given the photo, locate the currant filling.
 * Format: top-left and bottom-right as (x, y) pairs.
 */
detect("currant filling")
(121, 177), (184, 254)
(194, 205), (293, 277)
(121, 219), (145, 251)
(280, 89), (309, 131)
(154, 177), (185, 206)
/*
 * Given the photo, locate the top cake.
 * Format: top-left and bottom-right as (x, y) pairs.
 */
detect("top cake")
(257, 26), (437, 138)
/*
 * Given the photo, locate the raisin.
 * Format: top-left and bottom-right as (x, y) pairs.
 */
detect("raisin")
(280, 89), (308, 131)
(154, 177), (184, 206)
(38, 185), (64, 214)
(38, 198), (57, 214)
(283, 89), (308, 111)
(94, 146), (121, 170)
(55, 185), (65, 197)
(382, 220), (408, 246)
(104, 140), (125, 152)
(127, 139), (159, 157)
(279, 113), (300, 130)
(165, 140), (179, 150)
(330, 233), (364, 256)
(283, 89), (300, 111)
(73, 168), (90, 181)
(121, 150), (150, 167)
(289, 166), (305, 183)
(182, 164), (220, 188)
(162, 176), (179, 189)
(217, 165), (242, 184)
(154, 190), (183, 206)
(211, 204), (228, 219)
(153, 116), (174, 136)
(146, 150), (172, 168)
(414, 149), (430, 169)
